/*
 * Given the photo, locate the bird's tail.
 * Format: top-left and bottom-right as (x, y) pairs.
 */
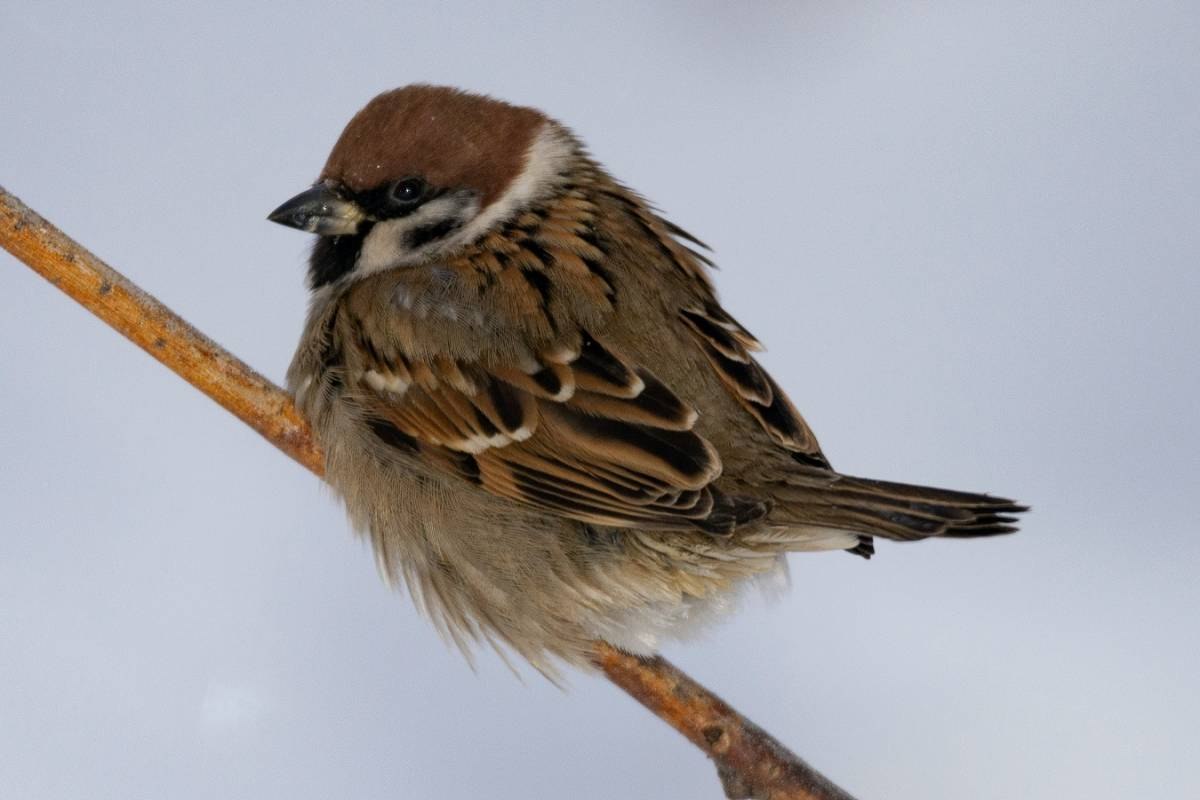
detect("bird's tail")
(769, 474), (1027, 545)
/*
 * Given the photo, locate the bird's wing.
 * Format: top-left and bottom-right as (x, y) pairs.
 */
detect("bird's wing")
(676, 300), (830, 469)
(597, 186), (833, 470)
(340, 324), (764, 534)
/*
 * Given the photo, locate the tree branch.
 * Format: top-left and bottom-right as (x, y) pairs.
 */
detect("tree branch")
(1, 185), (856, 800)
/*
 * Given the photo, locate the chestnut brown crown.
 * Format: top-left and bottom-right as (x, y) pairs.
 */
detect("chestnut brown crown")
(320, 84), (549, 206)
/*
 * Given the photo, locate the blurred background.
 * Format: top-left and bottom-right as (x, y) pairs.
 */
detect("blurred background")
(2, 3), (1197, 798)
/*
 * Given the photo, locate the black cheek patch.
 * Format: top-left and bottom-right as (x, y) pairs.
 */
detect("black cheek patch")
(406, 217), (463, 250)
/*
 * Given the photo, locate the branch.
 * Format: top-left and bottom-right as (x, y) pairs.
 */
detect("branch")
(1, 185), (856, 800)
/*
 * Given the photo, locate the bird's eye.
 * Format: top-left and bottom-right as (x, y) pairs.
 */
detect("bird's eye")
(389, 177), (426, 207)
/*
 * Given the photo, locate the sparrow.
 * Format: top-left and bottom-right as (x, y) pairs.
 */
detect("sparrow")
(269, 85), (1025, 673)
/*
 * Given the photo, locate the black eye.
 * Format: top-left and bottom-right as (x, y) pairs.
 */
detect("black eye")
(389, 177), (426, 207)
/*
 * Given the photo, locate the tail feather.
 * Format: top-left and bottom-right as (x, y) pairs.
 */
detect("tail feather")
(847, 535), (876, 559)
(772, 474), (1027, 544)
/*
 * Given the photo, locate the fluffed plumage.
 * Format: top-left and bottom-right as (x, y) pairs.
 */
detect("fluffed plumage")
(270, 85), (1025, 673)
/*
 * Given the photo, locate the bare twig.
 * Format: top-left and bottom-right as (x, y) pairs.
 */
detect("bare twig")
(595, 648), (855, 800)
(0, 189), (321, 474)
(1, 185), (856, 800)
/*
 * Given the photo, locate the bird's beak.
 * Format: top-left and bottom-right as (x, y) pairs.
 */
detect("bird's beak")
(267, 183), (367, 236)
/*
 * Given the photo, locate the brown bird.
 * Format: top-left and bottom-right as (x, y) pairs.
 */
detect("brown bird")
(269, 85), (1025, 674)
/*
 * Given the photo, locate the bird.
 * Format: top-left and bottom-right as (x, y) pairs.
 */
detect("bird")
(268, 84), (1025, 675)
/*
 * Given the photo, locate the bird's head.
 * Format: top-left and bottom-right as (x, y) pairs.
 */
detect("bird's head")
(269, 85), (578, 288)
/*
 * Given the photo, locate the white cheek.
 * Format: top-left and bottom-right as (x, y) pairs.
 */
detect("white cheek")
(356, 195), (478, 275)
(358, 218), (411, 274)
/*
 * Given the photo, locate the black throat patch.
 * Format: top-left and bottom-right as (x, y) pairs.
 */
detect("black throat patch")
(308, 223), (374, 289)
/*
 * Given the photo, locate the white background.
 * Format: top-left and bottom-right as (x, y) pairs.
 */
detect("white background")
(3, 3), (1197, 798)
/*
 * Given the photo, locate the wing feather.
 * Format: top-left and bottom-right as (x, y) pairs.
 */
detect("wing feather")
(680, 303), (830, 468)
(345, 316), (757, 533)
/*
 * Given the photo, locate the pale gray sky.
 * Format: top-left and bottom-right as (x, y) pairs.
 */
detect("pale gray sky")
(2, 3), (1198, 798)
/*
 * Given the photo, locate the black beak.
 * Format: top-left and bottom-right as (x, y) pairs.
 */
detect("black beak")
(268, 183), (366, 236)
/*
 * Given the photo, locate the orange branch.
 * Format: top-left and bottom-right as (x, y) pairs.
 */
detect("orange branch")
(1, 184), (855, 800)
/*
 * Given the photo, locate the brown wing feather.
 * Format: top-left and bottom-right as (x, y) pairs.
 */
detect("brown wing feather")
(594, 179), (830, 470)
(680, 303), (831, 469)
(348, 321), (759, 534)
